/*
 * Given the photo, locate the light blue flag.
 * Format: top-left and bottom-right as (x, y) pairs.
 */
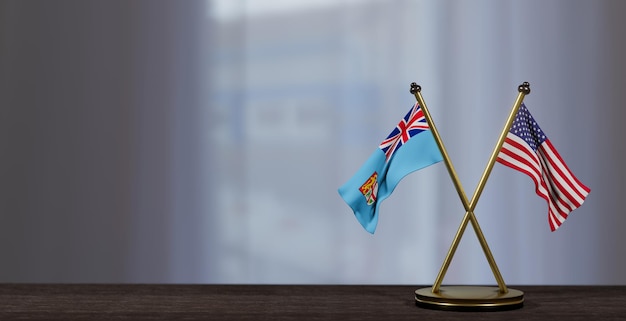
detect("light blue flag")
(338, 103), (443, 233)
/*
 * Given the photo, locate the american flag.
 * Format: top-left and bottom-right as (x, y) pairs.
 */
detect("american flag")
(379, 103), (430, 161)
(496, 104), (590, 231)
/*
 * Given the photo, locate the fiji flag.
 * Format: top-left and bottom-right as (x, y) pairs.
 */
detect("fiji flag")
(338, 103), (443, 233)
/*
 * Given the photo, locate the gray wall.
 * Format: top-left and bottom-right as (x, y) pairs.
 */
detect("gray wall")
(0, 0), (211, 282)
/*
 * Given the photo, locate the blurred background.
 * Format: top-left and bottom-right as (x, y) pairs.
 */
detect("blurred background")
(0, 0), (624, 285)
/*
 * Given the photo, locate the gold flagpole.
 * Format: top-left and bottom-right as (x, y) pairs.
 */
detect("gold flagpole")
(430, 82), (530, 293)
(412, 82), (530, 311)
(469, 82), (531, 208)
(410, 83), (507, 294)
(409, 83), (469, 212)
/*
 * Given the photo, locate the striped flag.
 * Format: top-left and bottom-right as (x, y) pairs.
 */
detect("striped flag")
(496, 104), (590, 231)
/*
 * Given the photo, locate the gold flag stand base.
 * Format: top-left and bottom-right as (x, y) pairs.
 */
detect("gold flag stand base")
(415, 286), (524, 311)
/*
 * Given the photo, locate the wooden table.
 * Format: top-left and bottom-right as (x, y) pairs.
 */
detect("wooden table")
(1, 284), (625, 320)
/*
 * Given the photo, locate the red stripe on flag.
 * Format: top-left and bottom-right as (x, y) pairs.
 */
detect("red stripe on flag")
(541, 140), (590, 198)
(497, 137), (550, 201)
(497, 133), (589, 231)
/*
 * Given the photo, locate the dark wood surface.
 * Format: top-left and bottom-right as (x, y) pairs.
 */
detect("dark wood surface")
(1, 284), (625, 320)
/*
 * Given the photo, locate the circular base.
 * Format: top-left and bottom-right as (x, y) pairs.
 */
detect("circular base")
(415, 286), (524, 311)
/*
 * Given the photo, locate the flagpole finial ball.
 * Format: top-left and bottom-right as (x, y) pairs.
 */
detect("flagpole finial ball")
(518, 82), (531, 95)
(410, 82), (421, 94)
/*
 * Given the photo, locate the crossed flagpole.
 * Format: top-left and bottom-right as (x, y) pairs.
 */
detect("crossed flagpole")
(410, 82), (530, 295)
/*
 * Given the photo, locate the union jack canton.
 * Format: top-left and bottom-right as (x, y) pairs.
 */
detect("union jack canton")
(379, 102), (430, 161)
